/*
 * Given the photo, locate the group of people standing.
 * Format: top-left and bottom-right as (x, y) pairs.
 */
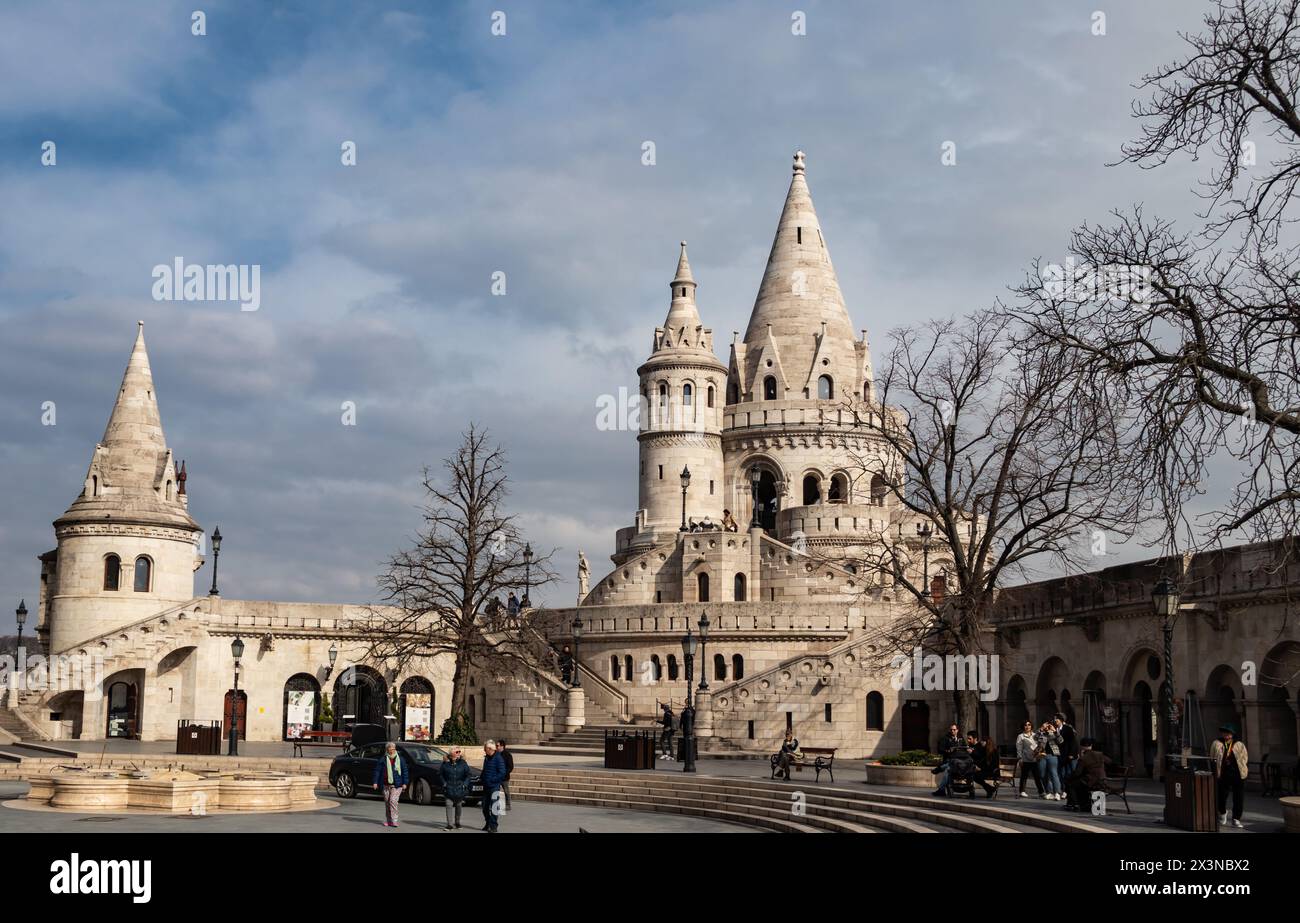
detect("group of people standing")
(1011, 713), (1119, 810)
(371, 738), (514, 833)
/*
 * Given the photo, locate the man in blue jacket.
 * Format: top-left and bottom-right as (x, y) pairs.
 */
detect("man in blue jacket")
(480, 740), (508, 833)
(373, 741), (410, 827)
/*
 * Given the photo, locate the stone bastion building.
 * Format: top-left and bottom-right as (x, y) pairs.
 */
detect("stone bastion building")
(3, 153), (1297, 775)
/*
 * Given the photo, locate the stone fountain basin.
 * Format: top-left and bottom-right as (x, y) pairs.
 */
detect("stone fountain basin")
(24, 769), (318, 814)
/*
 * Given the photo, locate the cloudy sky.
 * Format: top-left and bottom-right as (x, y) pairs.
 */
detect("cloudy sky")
(1, 0), (1231, 632)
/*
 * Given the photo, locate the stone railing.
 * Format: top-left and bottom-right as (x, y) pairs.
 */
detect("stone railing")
(568, 600), (867, 635)
(574, 662), (630, 722)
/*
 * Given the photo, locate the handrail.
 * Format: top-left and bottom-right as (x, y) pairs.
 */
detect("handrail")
(575, 662), (630, 722)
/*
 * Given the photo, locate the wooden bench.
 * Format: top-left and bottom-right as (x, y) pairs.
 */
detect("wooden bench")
(291, 730), (352, 757)
(771, 747), (837, 783)
(1097, 764), (1133, 814)
(1262, 753), (1300, 796)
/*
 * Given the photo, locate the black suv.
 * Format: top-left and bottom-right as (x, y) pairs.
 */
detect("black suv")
(329, 740), (483, 806)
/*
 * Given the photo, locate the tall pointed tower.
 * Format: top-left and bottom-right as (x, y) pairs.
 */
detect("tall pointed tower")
(620, 243), (728, 559)
(46, 322), (202, 653)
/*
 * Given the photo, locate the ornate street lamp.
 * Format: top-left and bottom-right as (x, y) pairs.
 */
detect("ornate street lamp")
(1152, 577), (1181, 767)
(750, 465), (762, 527)
(15, 600), (27, 653)
(681, 627), (698, 773)
(522, 543), (533, 608)
(325, 642), (338, 680)
(228, 635), (244, 756)
(208, 526), (223, 596)
(571, 615), (584, 688)
(679, 466), (692, 531)
(697, 610), (711, 692)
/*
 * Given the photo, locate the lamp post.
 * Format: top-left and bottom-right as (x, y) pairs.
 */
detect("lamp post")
(681, 627), (698, 773)
(15, 600), (27, 654)
(1152, 577), (1181, 769)
(679, 466), (692, 531)
(325, 642), (338, 680)
(750, 465), (762, 527)
(522, 543), (533, 608)
(697, 610), (710, 691)
(571, 615), (583, 688)
(208, 526), (222, 596)
(228, 635), (244, 756)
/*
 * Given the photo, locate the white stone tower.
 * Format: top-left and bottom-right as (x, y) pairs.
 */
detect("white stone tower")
(45, 322), (202, 653)
(629, 243), (728, 553)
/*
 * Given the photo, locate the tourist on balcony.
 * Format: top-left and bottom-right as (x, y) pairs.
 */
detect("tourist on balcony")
(1015, 721), (1044, 798)
(440, 746), (472, 829)
(373, 741), (409, 827)
(507, 592), (519, 615)
(480, 740), (508, 832)
(721, 509), (739, 532)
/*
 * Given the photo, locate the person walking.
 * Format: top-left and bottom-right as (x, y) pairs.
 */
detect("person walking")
(497, 739), (514, 811)
(480, 740), (508, 833)
(1210, 723), (1248, 828)
(372, 741), (409, 827)
(660, 703), (676, 759)
(439, 745), (472, 830)
(1037, 721), (1064, 800)
(1015, 721), (1044, 797)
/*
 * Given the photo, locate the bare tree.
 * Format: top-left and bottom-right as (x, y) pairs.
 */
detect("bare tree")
(843, 310), (1144, 731)
(365, 425), (556, 716)
(1012, 0), (1300, 549)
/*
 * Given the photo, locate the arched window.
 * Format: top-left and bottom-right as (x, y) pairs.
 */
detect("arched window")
(714, 653), (727, 681)
(863, 381), (871, 401)
(697, 572), (710, 603)
(818, 375), (834, 399)
(727, 383), (739, 405)
(650, 655), (662, 681)
(683, 383), (693, 406)
(133, 556), (152, 593)
(763, 376), (778, 400)
(103, 554), (121, 592)
(732, 654), (745, 680)
(92, 475), (99, 497)
(707, 385), (715, 408)
(734, 572), (747, 602)
(658, 382), (668, 410)
(610, 656), (621, 681)
(870, 473), (887, 505)
(624, 655), (634, 682)
(667, 655), (679, 681)
(829, 473), (847, 503)
(803, 474), (821, 505)
(866, 691), (885, 730)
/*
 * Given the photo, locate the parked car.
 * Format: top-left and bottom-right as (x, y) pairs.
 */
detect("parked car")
(329, 740), (484, 806)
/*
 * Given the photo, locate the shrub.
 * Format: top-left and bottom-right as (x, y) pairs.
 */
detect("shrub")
(435, 711), (478, 745)
(877, 749), (941, 767)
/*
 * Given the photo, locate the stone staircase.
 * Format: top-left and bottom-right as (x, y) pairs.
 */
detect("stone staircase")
(508, 767), (1114, 834)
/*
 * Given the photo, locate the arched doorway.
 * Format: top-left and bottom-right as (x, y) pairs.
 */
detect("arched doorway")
(1035, 657), (1069, 724)
(223, 689), (247, 741)
(734, 572), (746, 601)
(283, 673), (321, 740)
(105, 679), (139, 739)
(747, 463), (780, 530)
(1005, 675), (1029, 742)
(400, 676), (434, 741)
(901, 699), (930, 751)
(333, 665), (387, 731)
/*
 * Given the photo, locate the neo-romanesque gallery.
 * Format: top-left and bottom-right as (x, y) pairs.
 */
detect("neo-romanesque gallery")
(4, 153), (1298, 776)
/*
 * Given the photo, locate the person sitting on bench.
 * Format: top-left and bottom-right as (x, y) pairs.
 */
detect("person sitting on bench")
(1064, 737), (1116, 812)
(971, 733), (1000, 798)
(775, 730), (801, 780)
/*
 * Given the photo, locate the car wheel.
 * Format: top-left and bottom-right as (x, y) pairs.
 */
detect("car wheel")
(413, 779), (432, 806)
(335, 772), (356, 798)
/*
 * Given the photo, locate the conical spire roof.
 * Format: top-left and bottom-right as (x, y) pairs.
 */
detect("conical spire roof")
(740, 152), (861, 397)
(56, 322), (199, 531)
(661, 241), (703, 334)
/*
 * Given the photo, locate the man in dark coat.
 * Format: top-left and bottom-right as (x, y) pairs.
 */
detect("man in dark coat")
(479, 740), (508, 832)
(1064, 737), (1116, 812)
(932, 724), (962, 796)
(497, 739), (514, 811)
(1054, 713), (1080, 781)
(661, 703), (675, 759)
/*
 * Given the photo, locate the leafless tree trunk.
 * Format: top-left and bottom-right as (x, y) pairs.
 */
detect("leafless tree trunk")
(365, 425), (556, 717)
(842, 311), (1144, 732)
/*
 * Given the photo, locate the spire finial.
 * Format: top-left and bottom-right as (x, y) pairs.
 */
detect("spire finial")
(793, 150), (806, 174)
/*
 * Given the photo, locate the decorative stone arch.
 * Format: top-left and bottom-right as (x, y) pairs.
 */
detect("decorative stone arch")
(103, 668), (144, 739)
(696, 570), (711, 603)
(332, 664), (387, 731)
(399, 675), (434, 741)
(827, 470), (850, 503)
(1034, 656), (1071, 724)
(741, 454), (786, 531)
(132, 555), (153, 593)
(103, 553), (122, 591)
(1004, 674), (1030, 741)
(1203, 664), (1242, 744)
(865, 690), (884, 731)
(1258, 640), (1300, 756)
(283, 672), (322, 740)
(800, 469), (825, 505)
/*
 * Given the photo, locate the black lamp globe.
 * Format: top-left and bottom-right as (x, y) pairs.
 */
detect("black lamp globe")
(231, 636), (245, 660)
(1152, 577), (1179, 618)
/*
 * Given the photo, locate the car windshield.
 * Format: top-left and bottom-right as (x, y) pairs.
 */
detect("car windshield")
(402, 745), (448, 765)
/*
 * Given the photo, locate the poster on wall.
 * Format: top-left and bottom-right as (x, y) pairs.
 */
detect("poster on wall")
(286, 690), (316, 739)
(405, 693), (432, 741)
